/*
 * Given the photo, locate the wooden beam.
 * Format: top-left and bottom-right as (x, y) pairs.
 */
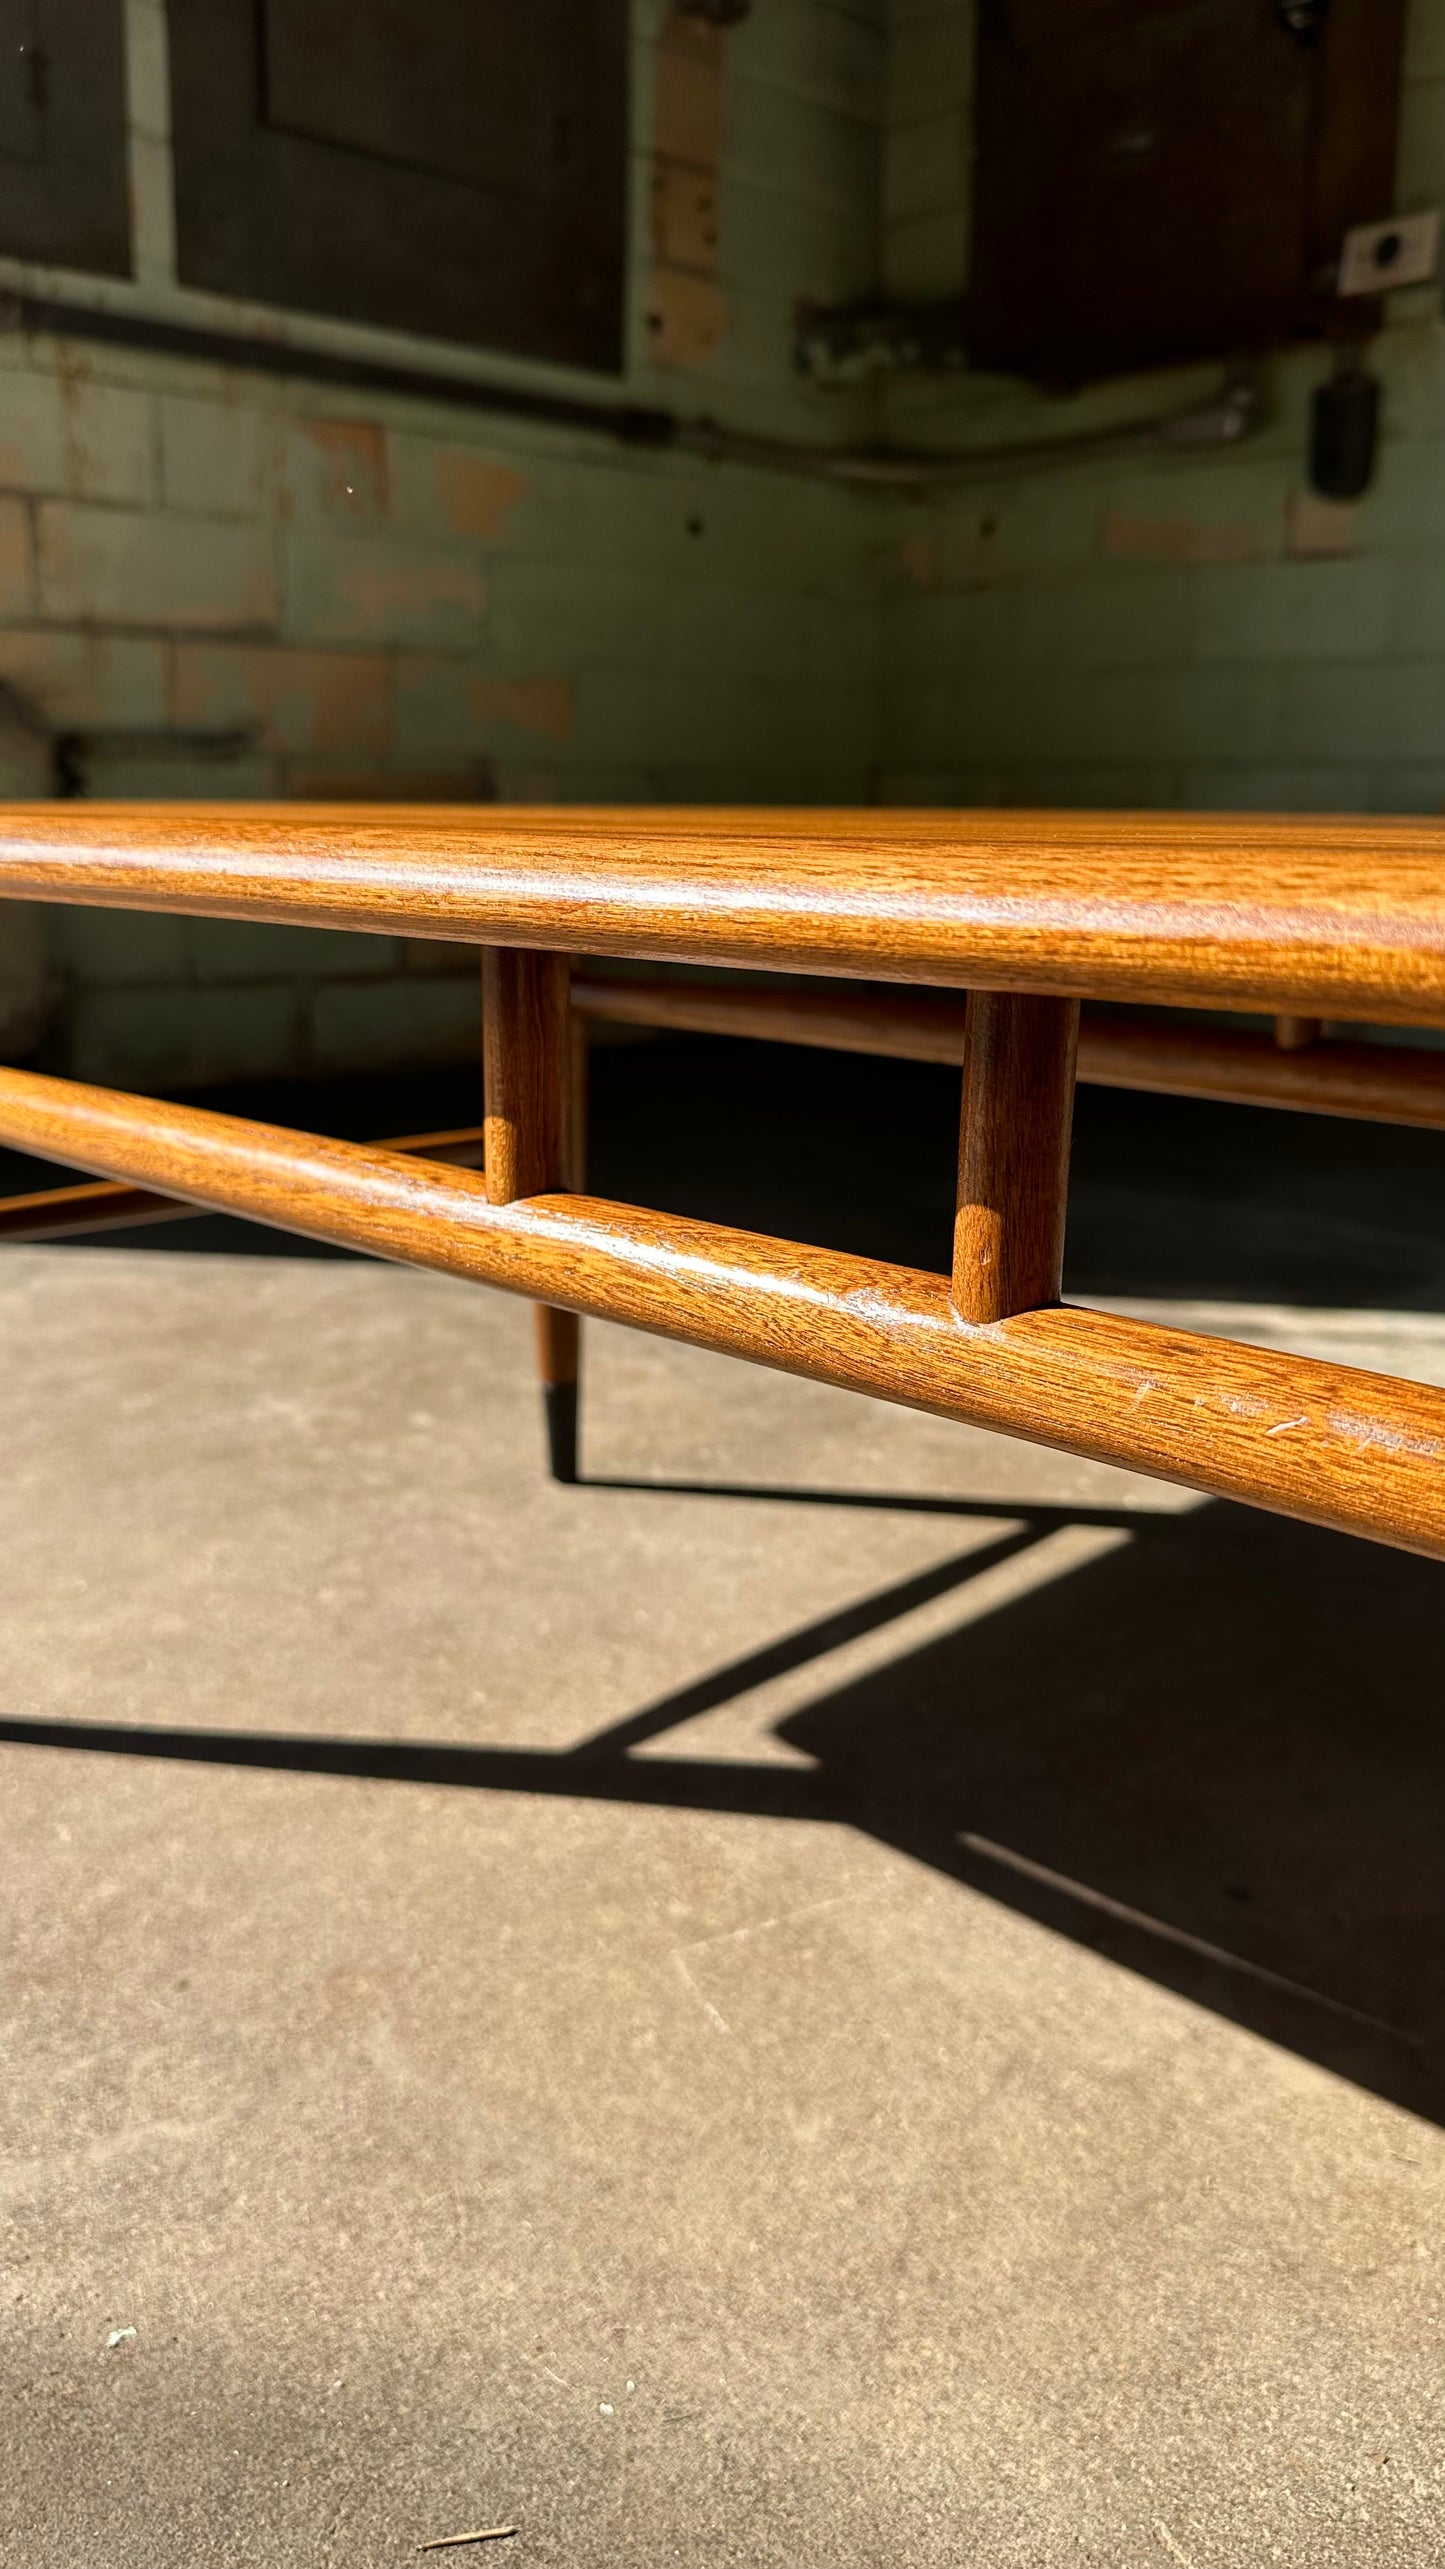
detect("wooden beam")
(0, 1124), (487, 1242)
(953, 994), (1079, 1324)
(573, 972), (1445, 1131)
(3, 803), (1445, 1022)
(1078, 1011), (1445, 1128)
(0, 1175), (201, 1240)
(574, 971), (973, 1064)
(0, 1064), (1441, 1561)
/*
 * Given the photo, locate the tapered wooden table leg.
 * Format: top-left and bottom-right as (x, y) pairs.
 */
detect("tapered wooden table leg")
(535, 1008), (591, 1475)
(533, 1305), (581, 1483)
(953, 992), (1080, 1323)
(482, 947), (580, 1482)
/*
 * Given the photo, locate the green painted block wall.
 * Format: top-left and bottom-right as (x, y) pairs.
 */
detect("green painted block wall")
(877, 0), (1445, 818)
(7, 0), (1445, 1091)
(0, 0), (885, 1089)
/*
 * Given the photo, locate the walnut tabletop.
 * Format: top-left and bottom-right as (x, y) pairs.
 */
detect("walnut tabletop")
(2, 803), (1444, 1023)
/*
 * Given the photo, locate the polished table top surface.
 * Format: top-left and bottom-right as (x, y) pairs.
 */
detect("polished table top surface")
(2, 802), (1444, 1022)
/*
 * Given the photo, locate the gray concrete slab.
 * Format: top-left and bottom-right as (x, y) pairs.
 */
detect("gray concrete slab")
(2, 1248), (1444, 2566)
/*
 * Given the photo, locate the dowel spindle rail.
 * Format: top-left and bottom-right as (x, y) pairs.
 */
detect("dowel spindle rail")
(0, 1124), (488, 1240)
(3, 802), (1445, 1560)
(571, 973), (1445, 1130)
(954, 994), (1079, 1323)
(0, 1065), (1442, 1561)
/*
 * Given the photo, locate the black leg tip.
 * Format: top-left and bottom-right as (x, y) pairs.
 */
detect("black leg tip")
(543, 1380), (579, 1484)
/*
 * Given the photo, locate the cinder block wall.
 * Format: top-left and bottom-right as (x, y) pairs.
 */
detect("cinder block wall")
(8, 0), (1445, 1093)
(879, 0), (1445, 817)
(0, 0), (884, 1088)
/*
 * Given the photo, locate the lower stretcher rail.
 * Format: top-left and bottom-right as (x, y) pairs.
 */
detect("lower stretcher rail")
(0, 1063), (1440, 1562)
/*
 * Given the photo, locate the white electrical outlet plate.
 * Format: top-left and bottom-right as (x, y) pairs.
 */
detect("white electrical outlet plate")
(1338, 209), (1441, 297)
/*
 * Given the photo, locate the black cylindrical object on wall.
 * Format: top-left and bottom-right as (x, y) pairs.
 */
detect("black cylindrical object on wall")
(1310, 366), (1381, 499)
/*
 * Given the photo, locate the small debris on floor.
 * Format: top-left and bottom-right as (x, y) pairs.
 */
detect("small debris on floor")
(105, 2327), (137, 2350)
(416, 2530), (518, 2553)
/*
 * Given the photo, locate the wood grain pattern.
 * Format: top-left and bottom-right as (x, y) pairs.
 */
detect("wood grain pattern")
(482, 949), (571, 1205)
(0, 1125), (486, 1241)
(482, 946), (578, 1476)
(2, 803), (1445, 1021)
(1078, 1012), (1445, 1128)
(954, 994), (1078, 1323)
(0, 1064), (1442, 1560)
(0, 1175), (198, 1240)
(573, 971), (974, 1063)
(542, 1004), (590, 1399)
(574, 972), (1445, 1129)
(533, 1303), (579, 1391)
(1274, 1015), (1323, 1052)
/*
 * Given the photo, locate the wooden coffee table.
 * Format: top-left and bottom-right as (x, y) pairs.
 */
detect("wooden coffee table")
(1, 803), (1443, 1558)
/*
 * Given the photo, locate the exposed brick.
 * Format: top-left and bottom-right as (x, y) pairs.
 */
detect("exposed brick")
(432, 450), (528, 541)
(36, 504), (278, 630)
(1101, 462), (1291, 566)
(172, 642), (392, 754)
(1100, 509), (1267, 569)
(653, 19), (723, 165)
(1286, 491), (1362, 560)
(470, 677), (576, 742)
(280, 530), (485, 648)
(383, 435), (531, 547)
(295, 419), (391, 521)
(652, 161), (720, 274)
(645, 268), (726, 368)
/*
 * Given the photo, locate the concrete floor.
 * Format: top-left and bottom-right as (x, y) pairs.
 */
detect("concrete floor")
(3, 1221), (1445, 2566)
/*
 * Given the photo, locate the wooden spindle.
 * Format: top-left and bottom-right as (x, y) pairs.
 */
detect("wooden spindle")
(482, 947), (580, 1481)
(953, 992), (1079, 1324)
(1274, 1014), (1323, 1051)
